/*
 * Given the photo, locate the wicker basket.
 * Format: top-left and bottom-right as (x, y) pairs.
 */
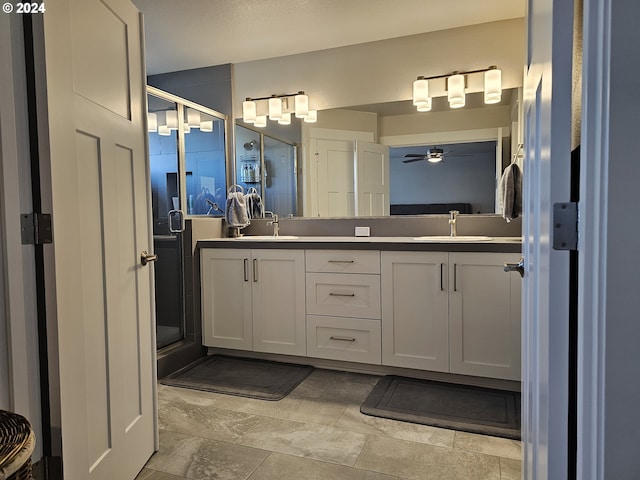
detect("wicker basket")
(0, 410), (34, 480)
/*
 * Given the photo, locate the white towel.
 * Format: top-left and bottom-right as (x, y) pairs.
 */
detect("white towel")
(225, 191), (250, 228)
(499, 163), (522, 223)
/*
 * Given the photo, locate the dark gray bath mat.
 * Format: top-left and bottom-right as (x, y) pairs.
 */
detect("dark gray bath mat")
(361, 375), (521, 439)
(160, 355), (313, 401)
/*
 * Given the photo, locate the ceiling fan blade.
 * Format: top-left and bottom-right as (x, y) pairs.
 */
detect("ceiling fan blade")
(404, 154), (426, 158)
(402, 157), (424, 163)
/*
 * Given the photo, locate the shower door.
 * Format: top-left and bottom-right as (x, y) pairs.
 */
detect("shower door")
(148, 88), (229, 350)
(147, 92), (185, 349)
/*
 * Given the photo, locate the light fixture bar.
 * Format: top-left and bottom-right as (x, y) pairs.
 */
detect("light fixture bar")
(416, 65), (499, 82)
(413, 65), (501, 113)
(244, 90), (318, 122)
(245, 91), (307, 102)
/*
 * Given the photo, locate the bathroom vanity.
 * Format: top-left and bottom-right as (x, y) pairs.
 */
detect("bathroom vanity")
(198, 236), (522, 382)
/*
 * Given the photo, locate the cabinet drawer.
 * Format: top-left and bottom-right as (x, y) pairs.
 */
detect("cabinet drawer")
(306, 315), (381, 364)
(305, 250), (380, 274)
(306, 273), (381, 319)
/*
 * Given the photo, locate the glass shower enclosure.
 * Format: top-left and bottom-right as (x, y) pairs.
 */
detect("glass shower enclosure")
(147, 87), (227, 349)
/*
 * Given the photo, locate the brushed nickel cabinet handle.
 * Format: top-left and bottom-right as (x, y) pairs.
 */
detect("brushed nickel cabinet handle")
(440, 263), (444, 291)
(454, 264), (458, 292)
(327, 260), (354, 263)
(330, 336), (356, 342)
(329, 292), (355, 297)
(244, 258), (249, 282)
(253, 258), (258, 282)
(504, 257), (525, 278)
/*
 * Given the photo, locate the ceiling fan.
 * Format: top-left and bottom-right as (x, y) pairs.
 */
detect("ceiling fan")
(402, 146), (471, 164)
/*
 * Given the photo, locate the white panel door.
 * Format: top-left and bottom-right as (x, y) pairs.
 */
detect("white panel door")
(315, 139), (356, 217)
(41, 1), (155, 478)
(354, 140), (389, 216)
(523, 0), (574, 478)
(252, 249), (306, 356)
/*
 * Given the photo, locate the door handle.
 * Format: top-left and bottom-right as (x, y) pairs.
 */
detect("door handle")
(504, 257), (525, 278)
(168, 209), (185, 233)
(141, 250), (158, 266)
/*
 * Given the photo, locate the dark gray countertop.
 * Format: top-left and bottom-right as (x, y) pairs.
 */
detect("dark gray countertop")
(196, 236), (522, 253)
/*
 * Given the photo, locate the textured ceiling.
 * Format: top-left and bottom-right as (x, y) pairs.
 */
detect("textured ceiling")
(132, 0), (526, 75)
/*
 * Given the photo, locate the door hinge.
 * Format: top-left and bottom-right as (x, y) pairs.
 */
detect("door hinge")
(21, 213), (53, 245)
(553, 202), (578, 251)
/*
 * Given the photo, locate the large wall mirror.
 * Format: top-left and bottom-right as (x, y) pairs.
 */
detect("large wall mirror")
(296, 88), (520, 218)
(233, 19), (525, 219)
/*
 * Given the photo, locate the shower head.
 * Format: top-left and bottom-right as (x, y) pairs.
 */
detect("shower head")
(243, 140), (257, 150)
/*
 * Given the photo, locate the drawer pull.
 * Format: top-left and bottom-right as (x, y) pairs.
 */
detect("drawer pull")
(330, 336), (356, 342)
(329, 292), (356, 297)
(327, 260), (355, 263)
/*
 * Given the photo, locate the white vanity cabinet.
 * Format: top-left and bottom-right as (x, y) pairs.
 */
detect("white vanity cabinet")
(381, 252), (449, 371)
(305, 250), (382, 364)
(448, 252), (522, 380)
(200, 248), (306, 356)
(381, 251), (522, 381)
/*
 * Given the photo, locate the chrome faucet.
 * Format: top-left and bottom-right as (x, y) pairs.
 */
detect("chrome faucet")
(449, 210), (459, 237)
(265, 211), (279, 236)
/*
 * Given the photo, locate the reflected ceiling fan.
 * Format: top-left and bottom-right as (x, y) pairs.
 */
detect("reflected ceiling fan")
(402, 146), (469, 164)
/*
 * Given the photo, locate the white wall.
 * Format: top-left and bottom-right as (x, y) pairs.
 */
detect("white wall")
(234, 18), (524, 115)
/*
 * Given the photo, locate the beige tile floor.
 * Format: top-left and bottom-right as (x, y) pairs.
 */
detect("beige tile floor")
(137, 369), (521, 480)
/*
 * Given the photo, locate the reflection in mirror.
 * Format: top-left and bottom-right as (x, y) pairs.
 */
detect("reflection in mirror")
(148, 89), (228, 224)
(301, 88), (519, 217)
(390, 141), (498, 214)
(235, 124), (298, 218)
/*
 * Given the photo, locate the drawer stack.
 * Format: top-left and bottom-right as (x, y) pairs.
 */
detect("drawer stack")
(305, 250), (381, 364)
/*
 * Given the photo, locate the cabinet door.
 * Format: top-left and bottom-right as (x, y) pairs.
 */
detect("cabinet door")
(449, 252), (522, 380)
(201, 249), (253, 349)
(252, 249), (306, 356)
(381, 251), (449, 371)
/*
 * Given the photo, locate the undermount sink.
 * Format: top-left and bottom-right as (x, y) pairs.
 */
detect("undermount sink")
(413, 235), (493, 242)
(234, 235), (299, 240)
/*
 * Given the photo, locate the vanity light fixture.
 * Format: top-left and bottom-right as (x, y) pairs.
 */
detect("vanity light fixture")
(165, 110), (179, 130)
(304, 109), (317, 123)
(242, 90), (317, 123)
(199, 120), (213, 132)
(147, 112), (158, 132)
(242, 99), (257, 123)
(253, 115), (267, 128)
(447, 73), (466, 108)
(268, 96), (283, 120)
(157, 124), (171, 136)
(294, 92), (309, 118)
(278, 112), (292, 125)
(484, 67), (502, 104)
(412, 77), (431, 111)
(186, 108), (201, 128)
(412, 65), (502, 112)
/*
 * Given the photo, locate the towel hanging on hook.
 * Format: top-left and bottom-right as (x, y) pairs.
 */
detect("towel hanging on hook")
(511, 143), (524, 165)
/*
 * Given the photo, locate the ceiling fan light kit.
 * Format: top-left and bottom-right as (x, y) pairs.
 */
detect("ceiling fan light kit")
(411, 65), (502, 112)
(402, 146), (474, 164)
